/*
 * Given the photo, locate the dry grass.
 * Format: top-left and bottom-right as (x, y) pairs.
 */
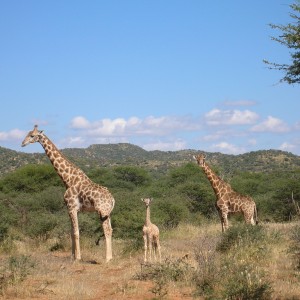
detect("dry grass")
(0, 222), (299, 299)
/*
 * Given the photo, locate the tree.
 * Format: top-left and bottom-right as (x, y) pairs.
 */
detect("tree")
(264, 2), (300, 84)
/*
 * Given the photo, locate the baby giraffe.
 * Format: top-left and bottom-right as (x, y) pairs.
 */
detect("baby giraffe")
(141, 198), (161, 263)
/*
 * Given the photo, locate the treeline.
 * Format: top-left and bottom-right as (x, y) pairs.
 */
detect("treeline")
(1, 162), (300, 243)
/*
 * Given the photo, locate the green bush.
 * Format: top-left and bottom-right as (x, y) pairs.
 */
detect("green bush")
(221, 262), (273, 300)
(113, 166), (151, 187)
(216, 224), (266, 253)
(0, 223), (8, 242)
(194, 235), (221, 299)
(155, 199), (189, 229)
(0, 164), (62, 194)
(194, 226), (273, 300)
(135, 257), (194, 298)
(25, 213), (58, 240)
(0, 255), (35, 295)
(288, 224), (300, 269)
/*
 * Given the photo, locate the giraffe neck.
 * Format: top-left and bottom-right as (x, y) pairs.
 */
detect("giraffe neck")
(201, 162), (228, 196)
(39, 134), (88, 187)
(145, 206), (152, 226)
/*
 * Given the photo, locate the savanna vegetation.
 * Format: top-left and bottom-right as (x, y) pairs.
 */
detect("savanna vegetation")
(0, 155), (300, 299)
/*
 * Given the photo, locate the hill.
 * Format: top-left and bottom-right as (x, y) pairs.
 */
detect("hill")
(0, 143), (300, 177)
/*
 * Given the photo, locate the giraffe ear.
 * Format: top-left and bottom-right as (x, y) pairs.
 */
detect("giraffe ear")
(141, 198), (144, 202)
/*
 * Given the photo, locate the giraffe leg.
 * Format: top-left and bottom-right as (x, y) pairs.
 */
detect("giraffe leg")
(221, 212), (229, 232)
(223, 215), (229, 231)
(68, 210), (81, 260)
(250, 204), (257, 225)
(148, 236), (153, 262)
(218, 210), (226, 232)
(155, 236), (161, 263)
(143, 234), (148, 262)
(102, 216), (113, 262)
(152, 240), (157, 261)
(244, 211), (255, 225)
(221, 221), (225, 232)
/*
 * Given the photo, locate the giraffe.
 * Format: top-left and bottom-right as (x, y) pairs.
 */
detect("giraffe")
(193, 153), (258, 232)
(141, 198), (161, 263)
(21, 125), (115, 262)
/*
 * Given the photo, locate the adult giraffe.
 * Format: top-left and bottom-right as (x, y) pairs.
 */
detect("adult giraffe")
(22, 125), (115, 262)
(194, 153), (258, 232)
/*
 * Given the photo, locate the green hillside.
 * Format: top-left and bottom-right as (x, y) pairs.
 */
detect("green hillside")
(1, 143), (300, 177)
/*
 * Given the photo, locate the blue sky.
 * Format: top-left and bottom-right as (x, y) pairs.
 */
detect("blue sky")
(1, 1), (299, 155)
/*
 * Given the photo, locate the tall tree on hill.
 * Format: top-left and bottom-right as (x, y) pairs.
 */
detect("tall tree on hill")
(264, 2), (300, 84)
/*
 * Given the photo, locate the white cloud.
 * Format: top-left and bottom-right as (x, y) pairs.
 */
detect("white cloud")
(61, 135), (129, 148)
(70, 115), (201, 137)
(210, 142), (246, 155)
(66, 136), (85, 145)
(279, 142), (296, 152)
(205, 109), (259, 126)
(0, 129), (25, 141)
(250, 116), (289, 133)
(71, 116), (91, 129)
(202, 128), (249, 142)
(142, 139), (187, 151)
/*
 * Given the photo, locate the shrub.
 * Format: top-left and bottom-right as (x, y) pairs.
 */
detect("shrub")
(0, 223), (8, 242)
(288, 224), (300, 269)
(135, 257), (194, 298)
(155, 199), (189, 229)
(216, 224), (266, 253)
(221, 262), (273, 300)
(26, 213), (58, 240)
(113, 166), (151, 187)
(194, 225), (273, 300)
(194, 235), (221, 299)
(0, 255), (35, 295)
(121, 236), (144, 256)
(0, 164), (62, 194)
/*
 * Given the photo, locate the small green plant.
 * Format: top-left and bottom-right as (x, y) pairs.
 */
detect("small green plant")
(194, 235), (221, 299)
(216, 224), (265, 253)
(49, 241), (65, 252)
(26, 213), (58, 240)
(8, 255), (35, 283)
(194, 225), (273, 300)
(0, 223), (8, 242)
(121, 236), (143, 256)
(0, 236), (16, 255)
(0, 255), (35, 295)
(221, 262), (273, 300)
(135, 257), (193, 299)
(288, 224), (300, 269)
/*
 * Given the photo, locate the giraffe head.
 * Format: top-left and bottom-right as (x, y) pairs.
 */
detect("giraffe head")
(193, 153), (206, 167)
(21, 125), (44, 147)
(141, 198), (153, 207)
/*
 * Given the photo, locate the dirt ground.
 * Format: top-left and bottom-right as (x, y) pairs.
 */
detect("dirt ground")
(3, 223), (300, 299)
(1, 238), (197, 300)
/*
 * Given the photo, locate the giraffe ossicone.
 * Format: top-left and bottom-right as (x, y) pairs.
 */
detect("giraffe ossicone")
(193, 153), (258, 232)
(141, 197), (161, 263)
(21, 125), (115, 262)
